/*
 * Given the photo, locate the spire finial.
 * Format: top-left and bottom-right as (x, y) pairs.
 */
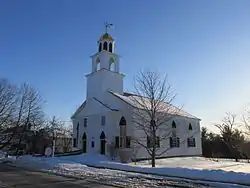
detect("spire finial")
(105, 22), (113, 33)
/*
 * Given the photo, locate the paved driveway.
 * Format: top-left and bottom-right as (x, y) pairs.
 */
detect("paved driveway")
(0, 164), (115, 188)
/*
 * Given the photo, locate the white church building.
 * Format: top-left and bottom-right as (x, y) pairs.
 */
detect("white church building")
(71, 30), (202, 161)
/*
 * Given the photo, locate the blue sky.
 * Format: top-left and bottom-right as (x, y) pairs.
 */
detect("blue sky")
(0, 0), (250, 130)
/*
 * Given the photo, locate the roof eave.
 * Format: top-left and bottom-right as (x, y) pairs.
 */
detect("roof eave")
(71, 101), (86, 120)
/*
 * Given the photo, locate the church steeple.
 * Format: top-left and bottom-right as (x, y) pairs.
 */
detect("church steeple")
(86, 25), (124, 100)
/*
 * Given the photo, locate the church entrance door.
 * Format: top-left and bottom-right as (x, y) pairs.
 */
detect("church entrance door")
(100, 131), (106, 155)
(82, 133), (87, 153)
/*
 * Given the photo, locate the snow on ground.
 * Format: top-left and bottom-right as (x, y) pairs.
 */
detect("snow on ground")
(5, 154), (250, 188)
(7, 154), (214, 188)
(132, 157), (250, 173)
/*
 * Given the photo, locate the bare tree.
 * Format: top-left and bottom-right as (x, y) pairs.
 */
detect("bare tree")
(131, 70), (184, 167)
(0, 79), (17, 149)
(14, 83), (44, 155)
(215, 112), (245, 162)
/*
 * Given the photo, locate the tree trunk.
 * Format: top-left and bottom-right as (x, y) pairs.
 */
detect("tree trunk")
(151, 151), (156, 167)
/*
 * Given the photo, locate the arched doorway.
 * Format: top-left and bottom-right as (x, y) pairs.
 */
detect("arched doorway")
(82, 133), (87, 153)
(100, 131), (106, 155)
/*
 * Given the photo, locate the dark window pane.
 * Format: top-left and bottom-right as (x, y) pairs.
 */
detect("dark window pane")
(103, 42), (108, 50)
(170, 137), (173, 148)
(126, 136), (131, 148)
(172, 121), (176, 128)
(73, 138), (77, 147)
(115, 136), (119, 148)
(120, 137), (123, 147)
(189, 123), (192, 130)
(109, 43), (112, 53)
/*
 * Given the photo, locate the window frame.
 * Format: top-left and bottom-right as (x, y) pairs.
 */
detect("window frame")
(101, 116), (106, 126)
(170, 137), (180, 148)
(187, 137), (196, 147)
(84, 118), (87, 127)
(147, 136), (160, 148)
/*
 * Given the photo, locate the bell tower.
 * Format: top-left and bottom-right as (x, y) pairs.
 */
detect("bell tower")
(86, 24), (124, 100)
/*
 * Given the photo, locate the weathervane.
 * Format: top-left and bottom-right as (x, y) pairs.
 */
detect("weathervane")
(105, 22), (114, 33)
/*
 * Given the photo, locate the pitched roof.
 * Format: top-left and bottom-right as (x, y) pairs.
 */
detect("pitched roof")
(71, 92), (200, 120)
(71, 101), (87, 119)
(110, 91), (200, 120)
(71, 98), (119, 119)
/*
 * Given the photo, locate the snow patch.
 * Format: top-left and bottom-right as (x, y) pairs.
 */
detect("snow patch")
(9, 154), (250, 187)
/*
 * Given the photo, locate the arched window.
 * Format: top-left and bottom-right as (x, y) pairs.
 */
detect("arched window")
(100, 131), (106, 155)
(109, 42), (113, 53)
(99, 43), (102, 52)
(189, 123), (193, 130)
(119, 116), (126, 126)
(96, 58), (100, 71)
(82, 132), (86, 139)
(172, 121), (176, 128)
(103, 42), (108, 50)
(100, 131), (106, 139)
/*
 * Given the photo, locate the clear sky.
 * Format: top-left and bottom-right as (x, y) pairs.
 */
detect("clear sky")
(0, 0), (250, 130)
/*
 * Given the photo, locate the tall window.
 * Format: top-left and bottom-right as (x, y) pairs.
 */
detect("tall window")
(170, 137), (180, 148)
(187, 137), (196, 147)
(109, 42), (113, 53)
(91, 141), (95, 148)
(101, 116), (105, 125)
(172, 121), (176, 128)
(189, 123), (193, 130)
(73, 138), (77, 147)
(84, 118), (87, 127)
(115, 136), (119, 148)
(103, 42), (108, 50)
